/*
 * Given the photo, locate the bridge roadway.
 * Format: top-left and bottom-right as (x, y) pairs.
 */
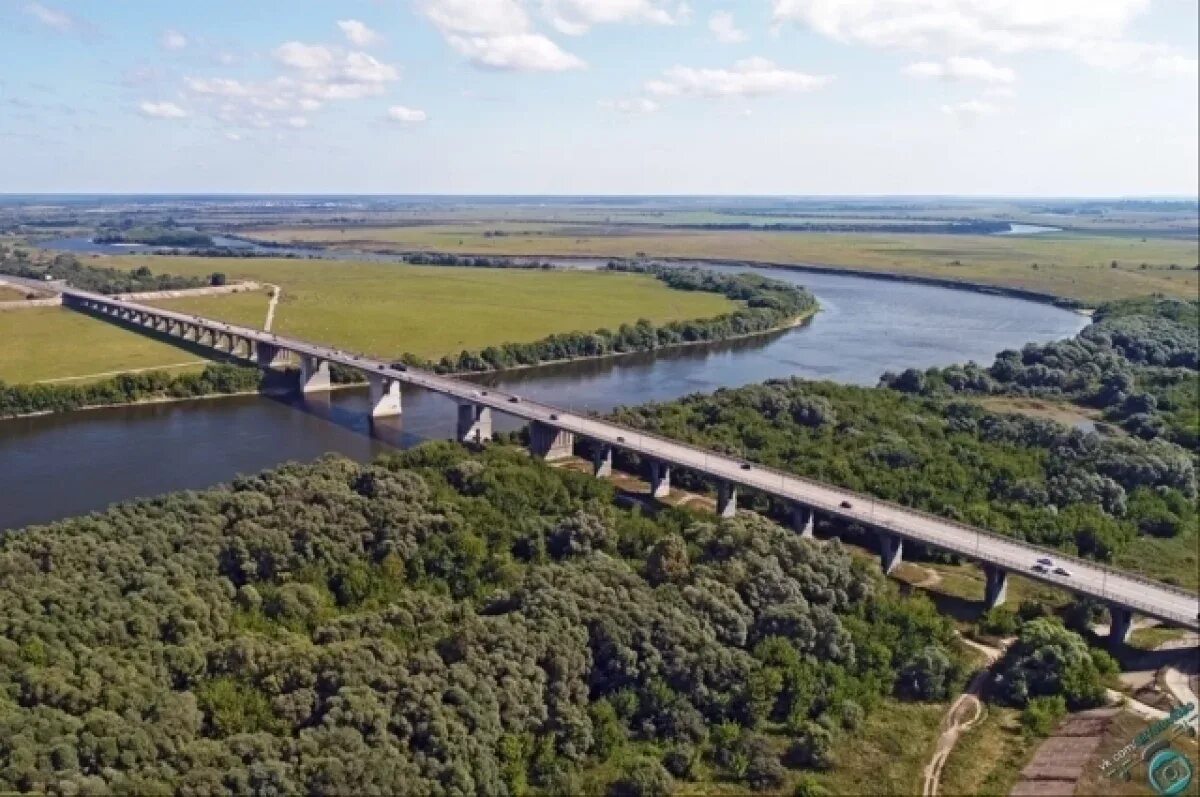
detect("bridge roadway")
(64, 286), (1200, 635)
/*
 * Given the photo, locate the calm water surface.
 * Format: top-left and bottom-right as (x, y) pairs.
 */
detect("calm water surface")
(0, 267), (1087, 530)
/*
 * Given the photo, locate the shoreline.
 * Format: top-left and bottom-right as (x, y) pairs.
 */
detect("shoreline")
(0, 310), (817, 421)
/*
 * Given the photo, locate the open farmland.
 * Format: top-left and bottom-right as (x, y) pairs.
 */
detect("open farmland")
(0, 307), (209, 384)
(245, 225), (1199, 303)
(105, 256), (736, 360)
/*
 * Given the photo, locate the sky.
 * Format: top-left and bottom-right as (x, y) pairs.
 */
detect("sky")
(0, 0), (1197, 195)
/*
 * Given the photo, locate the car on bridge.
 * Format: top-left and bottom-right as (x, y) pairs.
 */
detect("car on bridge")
(1053, 566), (1072, 577)
(839, 500), (853, 509)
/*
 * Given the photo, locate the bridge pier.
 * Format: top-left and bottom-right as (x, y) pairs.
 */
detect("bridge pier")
(255, 341), (289, 369)
(983, 564), (1009, 609)
(879, 531), (904, 575)
(716, 482), (738, 518)
(457, 402), (493, 444)
(299, 355), (331, 393)
(1108, 606), (1133, 646)
(529, 421), (575, 461)
(367, 374), (402, 418)
(213, 331), (231, 352)
(792, 504), (815, 538)
(592, 443), (613, 478)
(648, 461), (671, 499)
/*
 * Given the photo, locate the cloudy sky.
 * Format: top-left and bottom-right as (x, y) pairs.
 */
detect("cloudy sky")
(1, 0), (1196, 195)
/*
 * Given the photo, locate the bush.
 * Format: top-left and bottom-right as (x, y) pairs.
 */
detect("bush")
(1020, 695), (1066, 736)
(608, 758), (673, 797)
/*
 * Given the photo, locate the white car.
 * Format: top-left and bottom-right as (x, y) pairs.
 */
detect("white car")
(1052, 566), (1072, 578)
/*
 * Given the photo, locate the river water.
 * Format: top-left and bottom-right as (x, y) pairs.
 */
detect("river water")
(0, 264), (1087, 531)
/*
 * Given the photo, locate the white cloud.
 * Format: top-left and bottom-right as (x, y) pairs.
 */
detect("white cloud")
(645, 57), (831, 99)
(274, 42), (337, 72)
(421, 0), (585, 71)
(598, 97), (660, 113)
(541, 0), (687, 36)
(904, 56), (1014, 84)
(24, 2), (73, 32)
(160, 29), (188, 51)
(138, 101), (188, 119)
(284, 116), (309, 129)
(446, 33), (585, 71)
(771, 0), (1195, 77)
(708, 11), (747, 44)
(224, 131), (242, 141)
(388, 105), (429, 123)
(941, 98), (998, 118)
(337, 19), (382, 47)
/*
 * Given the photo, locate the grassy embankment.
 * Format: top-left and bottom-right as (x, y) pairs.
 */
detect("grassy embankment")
(0, 286), (31, 301)
(1, 257), (733, 384)
(245, 225), (1199, 304)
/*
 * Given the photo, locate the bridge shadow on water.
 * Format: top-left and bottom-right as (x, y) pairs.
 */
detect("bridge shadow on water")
(264, 388), (422, 450)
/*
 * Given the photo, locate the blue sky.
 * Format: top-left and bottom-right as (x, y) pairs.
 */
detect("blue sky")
(1, 0), (1196, 195)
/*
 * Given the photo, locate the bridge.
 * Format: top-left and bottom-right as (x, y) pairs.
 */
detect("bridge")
(63, 286), (1200, 642)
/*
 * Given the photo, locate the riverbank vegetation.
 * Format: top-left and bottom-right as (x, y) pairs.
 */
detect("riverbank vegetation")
(0, 444), (967, 794)
(0, 363), (264, 418)
(606, 376), (1197, 587)
(881, 297), (1199, 451)
(411, 264), (816, 374)
(241, 224), (1199, 303)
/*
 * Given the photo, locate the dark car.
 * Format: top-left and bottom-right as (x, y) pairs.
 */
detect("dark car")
(549, 413), (559, 420)
(508, 396), (521, 404)
(839, 500), (853, 509)
(616, 436), (625, 443)
(740, 462), (752, 471)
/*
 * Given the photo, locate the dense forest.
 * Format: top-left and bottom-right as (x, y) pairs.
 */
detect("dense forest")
(606, 377), (1196, 584)
(0, 444), (965, 795)
(93, 230), (214, 247)
(880, 298), (1199, 450)
(0, 249), (213, 295)
(0, 364), (265, 418)
(411, 264), (818, 374)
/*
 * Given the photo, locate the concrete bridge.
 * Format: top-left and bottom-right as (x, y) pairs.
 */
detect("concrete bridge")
(64, 287), (1200, 643)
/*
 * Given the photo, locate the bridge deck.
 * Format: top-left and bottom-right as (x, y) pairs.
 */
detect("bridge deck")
(64, 287), (1200, 631)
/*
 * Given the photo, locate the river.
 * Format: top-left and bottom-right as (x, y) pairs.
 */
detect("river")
(0, 265), (1088, 531)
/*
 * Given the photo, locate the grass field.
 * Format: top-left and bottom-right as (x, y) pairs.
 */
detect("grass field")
(107, 256), (736, 361)
(246, 225), (1199, 303)
(0, 307), (209, 383)
(153, 289), (273, 330)
(938, 705), (1034, 796)
(0, 286), (30, 301)
(808, 698), (946, 795)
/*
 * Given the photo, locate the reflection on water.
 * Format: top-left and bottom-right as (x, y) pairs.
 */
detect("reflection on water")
(0, 267), (1088, 530)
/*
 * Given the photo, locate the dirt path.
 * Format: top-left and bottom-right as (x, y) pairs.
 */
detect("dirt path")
(263, 283), (281, 331)
(922, 635), (1006, 797)
(36, 361), (205, 383)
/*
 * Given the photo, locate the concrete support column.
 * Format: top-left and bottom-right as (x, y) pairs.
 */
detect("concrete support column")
(879, 531), (904, 575)
(197, 328), (214, 346)
(983, 564), (1009, 609)
(592, 443), (613, 478)
(299, 356), (331, 393)
(255, 341), (289, 369)
(529, 421), (575, 461)
(1108, 606), (1133, 647)
(457, 402), (493, 444)
(716, 482), (738, 518)
(213, 332), (231, 351)
(792, 504), (815, 538)
(648, 461), (671, 499)
(367, 374), (402, 418)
